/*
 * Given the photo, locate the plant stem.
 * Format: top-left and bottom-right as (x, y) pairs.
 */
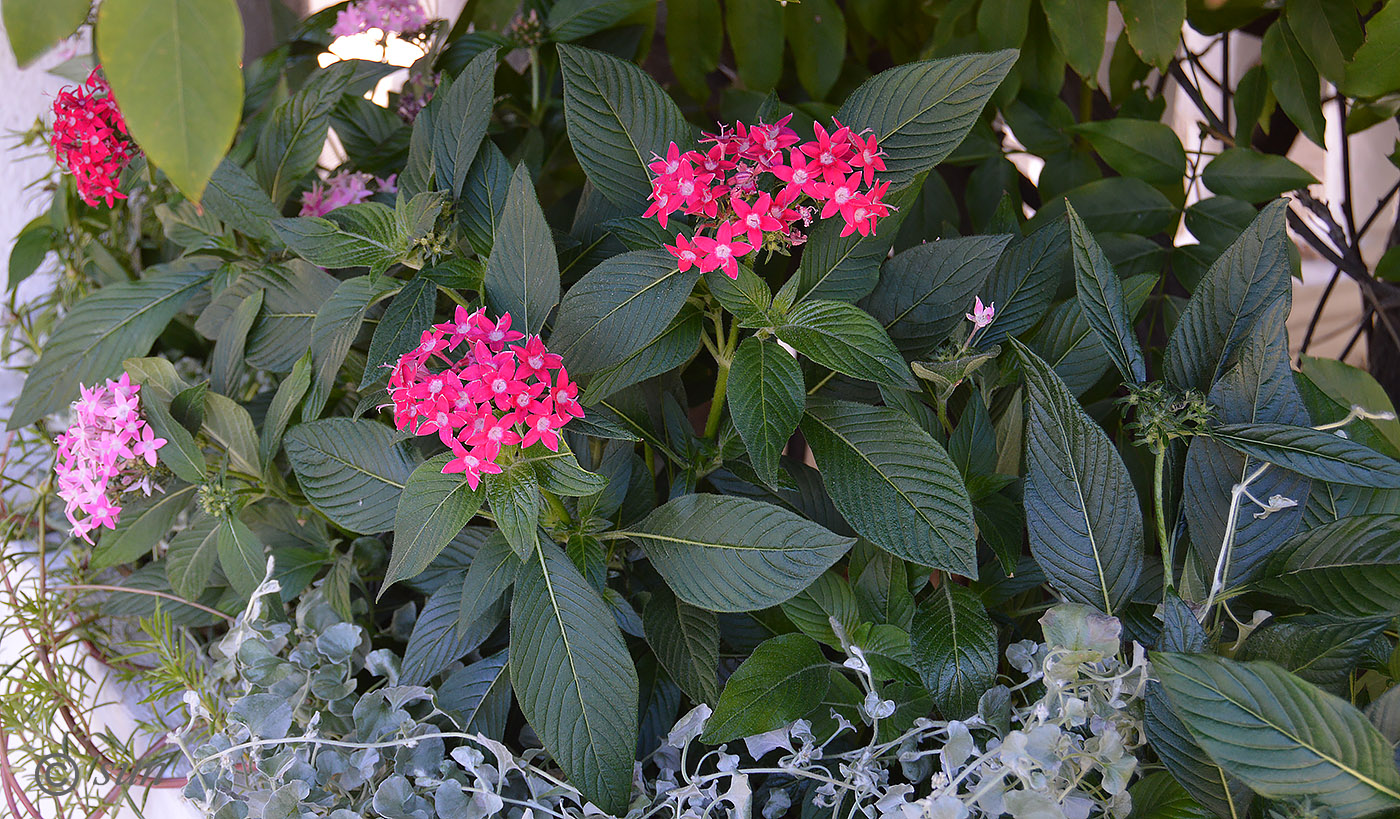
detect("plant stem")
(1153, 447), (1175, 597)
(529, 47), (541, 120)
(703, 361), (730, 439)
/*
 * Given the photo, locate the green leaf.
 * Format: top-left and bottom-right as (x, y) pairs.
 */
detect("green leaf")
(96, 0), (242, 200)
(1117, 0), (1187, 69)
(1212, 422), (1400, 487)
(1035, 177), (1179, 235)
(1127, 772), (1213, 819)
(643, 586), (720, 704)
(284, 418), (419, 534)
(549, 249), (697, 374)
(1184, 196), (1257, 251)
(11, 259), (215, 429)
(142, 392), (206, 484)
(781, 570), (861, 649)
(626, 493), (852, 611)
(854, 550), (915, 630)
(1202, 148), (1318, 203)
(254, 62), (357, 205)
(1154, 652), (1400, 815)
(1299, 355), (1400, 456)
(1166, 200), (1293, 393)
(3, 0), (90, 66)
(458, 532), (519, 635)
(1013, 341), (1144, 613)
(485, 165), (560, 336)
(977, 217), (1071, 344)
(1287, 0), (1362, 84)
(259, 351), (312, 467)
(217, 515), (266, 597)
(458, 140), (512, 256)
(437, 652), (511, 740)
(387, 454), (486, 592)
(433, 47), (497, 198)
(1029, 274), (1156, 396)
(304, 276), (398, 420)
(1237, 615), (1389, 693)
(794, 180), (922, 301)
(8, 217), (55, 291)
(1263, 19), (1327, 146)
(272, 204), (404, 278)
(211, 289), (262, 396)
(582, 304), (704, 402)
(665, 0), (721, 100)
(557, 44), (692, 209)
(362, 278), (437, 389)
(1067, 203), (1147, 383)
(701, 633), (829, 743)
(801, 398), (978, 576)
(1042, 0), (1107, 81)
(520, 441), (607, 497)
(862, 234), (1010, 354)
(910, 582), (998, 719)
(728, 338), (805, 489)
(92, 484), (196, 570)
(776, 300), (917, 390)
(546, 0), (651, 41)
(834, 51), (1016, 189)
(203, 160), (281, 243)
(165, 516), (219, 599)
(706, 266), (773, 327)
(403, 577), (504, 686)
(512, 544), (638, 814)
(1340, 0), (1400, 98)
(1144, 684), (1254, 819)
(724, 0), (784, 92)
(785, 0), (845, 100)
(1072, 119), (1186, 185)
(203, 393), (260, 475)
(485, 460), (540, 558)
(198, 262), (338, 373)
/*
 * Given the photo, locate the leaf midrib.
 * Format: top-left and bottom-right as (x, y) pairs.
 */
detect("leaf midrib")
(559, 266), (682, 359)
(535, 548), (608, 793)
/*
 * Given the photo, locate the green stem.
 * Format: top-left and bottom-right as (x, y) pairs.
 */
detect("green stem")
(703, 360), (731, 439)
(529, 47), (541, 120)
(1153, 446), (1176, 596)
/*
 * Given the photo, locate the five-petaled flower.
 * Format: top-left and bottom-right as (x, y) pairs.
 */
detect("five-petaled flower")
(50, 68), (136, 208)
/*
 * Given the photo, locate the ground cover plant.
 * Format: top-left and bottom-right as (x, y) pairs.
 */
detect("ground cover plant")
(8, 0), (1400, 817)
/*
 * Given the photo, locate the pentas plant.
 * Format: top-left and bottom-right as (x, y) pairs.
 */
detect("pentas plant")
(648, 118), (892, 278)
(299, 170), (398, 217)
(54, 374), (166, 542)
(50, 67), (136, 208)
(329, 0), (430, 37)
(388, 308), (583, 488)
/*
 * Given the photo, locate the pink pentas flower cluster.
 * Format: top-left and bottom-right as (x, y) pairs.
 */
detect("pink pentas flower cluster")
(300, 171), (398, 217)
(51, 68), (137, 208)
(330, 0), (430, 37)
(54, 375), (168, 543)
(646, 117), (893, 278)
(388, 309), (584, 489)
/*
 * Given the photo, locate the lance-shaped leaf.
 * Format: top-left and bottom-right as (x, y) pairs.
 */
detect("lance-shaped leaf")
(387, 454), (486, 592)
(437, 652), (511, 740)
(485, 165), (560, 335)
(549, 249), (697, 374)
(432, 47), (497, 198)
(643, 586), (720, 704)
(801, 398), (977, 576)
(165, 516), (220, 600)
(362, 277), (437, 389)
(284, 418), (419, 534)
(272, 203), (403, 278)
(1258, 515), (1400, 617)
(93, 484), (197, 571)
(833, 50), (1017, 189)
(557, 44), (692, 209)
(582, 305), (704, 402)
(1067, 203), (1146, 383)
(727, 337), (805, 488)
(977, 216), (1071, 345)
(792, 180), (920, 301)
(910, 583), (998, 719)
(402, 577), (504, 686)
(485, 459), (541, 558)
(4, 0), (90, 66)
(1144, 684), (1254, 819)
(11, 259), (216, 429)
(458, 532), (520, 636)
(1012, 341), (1143, 613)
(1210, 423), (1400, 487)
(548, 0), (653, 41)
(512, 544), (638, 814)
(216, 515), (266, 598)
(777, 300), (918, 390)
(142, 393), (205, 484)
(1155, 652), (1400, 815)
(211, 289), (262, 396)
(701, 633), (829, 743)
(259, 352), (312, 467)
(1166, 200), (1291, 393)
(304, 276), (398, 419)
(625, 493), (853, 612)
(254, 61), (357, 205)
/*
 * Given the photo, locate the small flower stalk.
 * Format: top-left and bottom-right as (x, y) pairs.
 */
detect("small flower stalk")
(54, 374), (167, 542)
(646, 118), (894, 278)
(51, 68), (137, 208)
(388, 309), (583, 488)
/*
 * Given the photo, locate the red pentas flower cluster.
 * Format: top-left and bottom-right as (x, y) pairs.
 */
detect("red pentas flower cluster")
(51, 68), (137, 208)
(646, 117), (892, 278)
(389, 309), (584, 488)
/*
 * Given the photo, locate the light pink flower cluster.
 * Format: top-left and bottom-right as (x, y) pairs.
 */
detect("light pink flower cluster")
(330, 0), (429, 37)
(55, 375), (168, 543)
(51, 68), (137, 208)
(300, 171), (398, 217)
(646, 118), (893, 278)
(389, 309), (584, 489)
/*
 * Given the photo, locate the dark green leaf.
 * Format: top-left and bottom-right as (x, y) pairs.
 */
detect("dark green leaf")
(485, 164), (560, 336)
(1340, 0), (1400, 98)
(485, 460), (540, 558)
(458, 139), (511, 257)
(403, 578), (503, 686)
(458, 532), (519, 635)
(977, 217), (1071, 344)
(165, 516), (220, 599)
(701, 633), (829, 743)
(1259, 515), (1400, 616)
(142, 391), (206, 484)
(387, 454), (486, 591)
(1072, 119), (1186, 185)
(304, 276), (398, 419)
(1041, 0), (1107, 80)
(92, 484), (196, 570)
(1117, 0), (1187, 69)
(203, 160), (281, 243)
(666, 0), (721, 100)
(643, 586), (720, 704)
(254, 62), (356, 205)
(284, 418), (419, 534)
(362, 278), (437, 389)
(785, 0), (845, 100)
(1237, 615), (1388, 693)
(776, 300), (917, 390)
(433, 47), (497, 198)
(1212, 422), (1400, 487)
(217, 515), (266, 597)
(1067, 203), (1147, 382)
(1127, 772), (1212, 819)
(910, 583), (998, 718)
(521, 441), (607, 497)
(582, 305), (703, 402)
(1263, 19), (1327, 146)
(1202, 148), (1319, 203)
(1286, 0), (1361, 83)
(862, 234), (1010, 354)
(728, 337), (805, 489)
(437, 652), (511, 740)
(211, 289), (262, 396)
(724, 0), (784, 91)
(259, 351), (312, 467)
(793, 181), (921, 301)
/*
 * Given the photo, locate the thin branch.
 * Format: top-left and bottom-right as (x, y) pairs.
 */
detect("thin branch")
(1298, 267), (1344, 358)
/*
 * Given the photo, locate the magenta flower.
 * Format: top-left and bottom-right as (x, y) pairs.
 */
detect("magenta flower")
(966, 297), (996, 329)
(299, 171), (397, 217)
(330, 0), (429, 37)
